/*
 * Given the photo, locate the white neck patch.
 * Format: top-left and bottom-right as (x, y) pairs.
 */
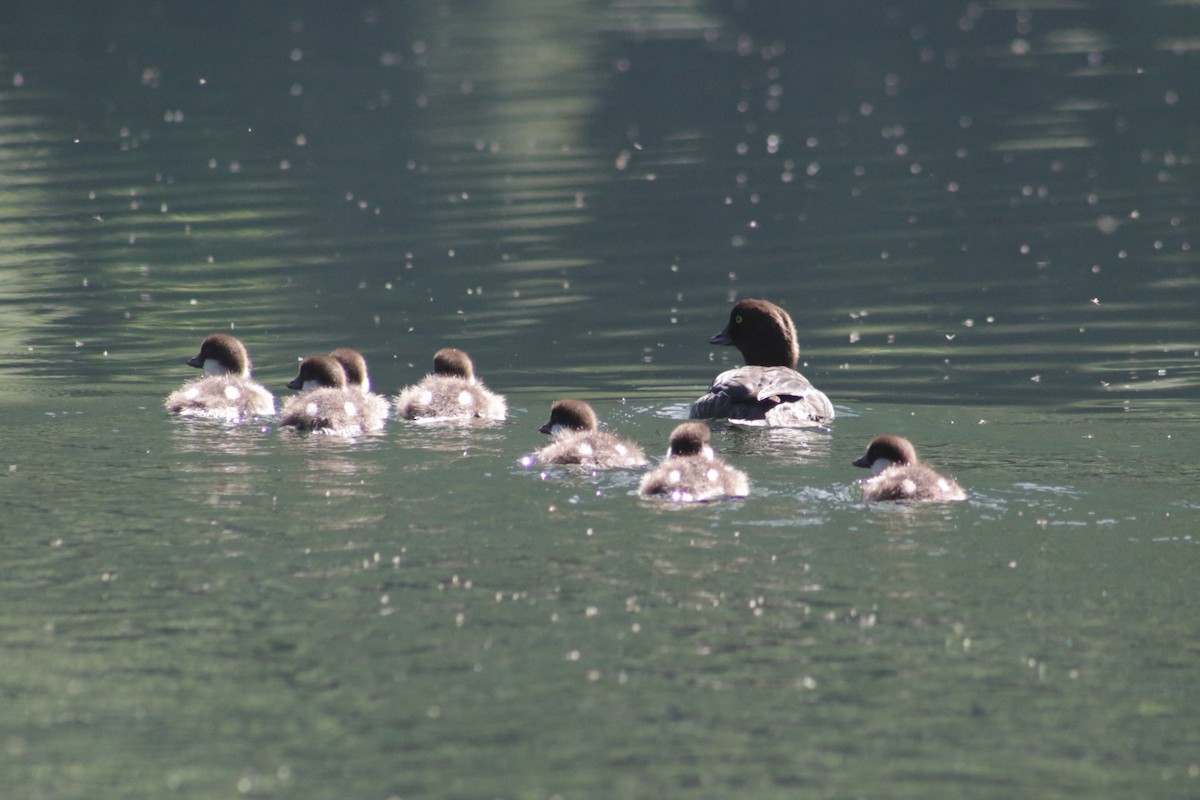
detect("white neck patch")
(203, 358), (232, 376)
(871, 457), (894, 475)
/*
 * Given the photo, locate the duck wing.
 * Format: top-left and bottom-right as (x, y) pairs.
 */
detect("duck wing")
(689, 366), (834, 426)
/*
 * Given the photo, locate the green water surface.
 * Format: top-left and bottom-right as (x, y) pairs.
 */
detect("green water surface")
(1, 1), (1198, 798)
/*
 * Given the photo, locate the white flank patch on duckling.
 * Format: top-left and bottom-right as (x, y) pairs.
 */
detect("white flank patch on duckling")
(224, 385), (241, 401)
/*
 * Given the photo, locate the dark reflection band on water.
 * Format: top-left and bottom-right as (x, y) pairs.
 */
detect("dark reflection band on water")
(0, 0), (1195, 420)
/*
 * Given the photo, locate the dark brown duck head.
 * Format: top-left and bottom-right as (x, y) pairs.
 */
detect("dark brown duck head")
(287, 355), (349, 392)
(187, 333), (253, 377)
(432, 347), (475, 380)
(708, 299), (799, 368)
(329, 347), (372, 391)
(667, 422), (713, 458)
(539, 399), (599, 435)
(852, 434), (920, 472)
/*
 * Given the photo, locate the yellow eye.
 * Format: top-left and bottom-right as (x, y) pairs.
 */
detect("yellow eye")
(735, 315), (743, 324)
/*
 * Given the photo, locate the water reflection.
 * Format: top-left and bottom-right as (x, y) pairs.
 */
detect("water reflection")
(720, 423), (834, 464)
(392, 419), (511, 458)
(0, 94), (81, 373)
(279, 431), (386, 499)
(167, 418), (274, 508)
(167, 416), (272, 454)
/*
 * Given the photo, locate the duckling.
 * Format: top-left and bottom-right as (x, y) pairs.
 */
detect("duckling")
(329, 347), (374, 392)
(165, 333), (275, 420)
(280, 355), (386, 435)
(328, 347), (390, 425)
(394, 348), (506, 421)
(528, 399), (646, 468)
(638, 422), (750, 502)
(852, 434), (966, 502)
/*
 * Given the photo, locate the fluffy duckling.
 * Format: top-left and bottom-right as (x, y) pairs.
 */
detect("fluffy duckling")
(394, 348), (507, 421)
(852, 434), (966, 503)
(328, 347), (390, 424)
(165, 333), (275, 420)
(280, 355), (386, 435)
(690, 299), (834, 427)
(528, 399), (647, 468)
(638, 422), (750, 502)
(329, 347), (374, 392)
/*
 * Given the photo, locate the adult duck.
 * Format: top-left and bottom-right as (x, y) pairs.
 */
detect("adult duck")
(690, 298), (833, 427)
